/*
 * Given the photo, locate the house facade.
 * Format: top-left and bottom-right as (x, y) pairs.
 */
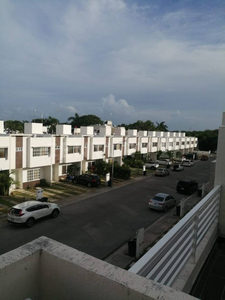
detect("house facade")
(0, 120), (198, 190)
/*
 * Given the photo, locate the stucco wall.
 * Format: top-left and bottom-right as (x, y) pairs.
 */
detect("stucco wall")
(0, 249), (40, 300)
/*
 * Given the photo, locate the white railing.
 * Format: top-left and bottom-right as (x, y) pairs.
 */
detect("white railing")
(129, 185), (221, 287)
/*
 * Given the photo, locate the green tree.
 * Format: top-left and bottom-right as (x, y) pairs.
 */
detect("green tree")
(68, 114), (103, 128)
(94, 160), (111, 176)
(0, 171), (18, 196)
(4, 120), (24, 133)
(186, 129), (218, 151)
(155, 121), (168, 131)
(67, 163), (80, 175)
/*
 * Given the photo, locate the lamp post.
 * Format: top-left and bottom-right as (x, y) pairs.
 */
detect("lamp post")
(111, 142), (114, 187)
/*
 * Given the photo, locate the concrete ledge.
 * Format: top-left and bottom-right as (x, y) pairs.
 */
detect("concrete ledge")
(0, 236), (199, 300)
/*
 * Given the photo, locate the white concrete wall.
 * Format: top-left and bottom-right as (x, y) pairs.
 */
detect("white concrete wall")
(139, 131), (147, 137)
(56, 124), (72, 135)
(0, 135), (10, 170)
(127, 129), (137, 136)
(115, 127), (126, 136)
(27, 136), (54, 168)
(0, 120), (4, 133)
(99, 125), (111, 136)
(0, 247), (41, 300)
(0, 236), (198, 300)
(63, 136), (83, 163)
(215, 112), (225, 236)
(24, 123), (43, 134)
(80, 126), (94, 136)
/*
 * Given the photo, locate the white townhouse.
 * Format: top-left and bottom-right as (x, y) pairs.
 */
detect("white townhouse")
(138, 131), (149, 155)
(0, 120), (197, 190)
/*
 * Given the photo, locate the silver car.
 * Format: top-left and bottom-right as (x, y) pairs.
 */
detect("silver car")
(8, 201), (60, 228)
(148, 193), (176, 211)
(155, 168), (170, 176)
(145, 161), (159, 170)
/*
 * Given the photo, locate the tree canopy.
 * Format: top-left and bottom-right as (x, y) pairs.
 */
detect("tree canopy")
(68, 113), (103, 128)
(4, 120), (25, 133)
(186, 129), (218, 151)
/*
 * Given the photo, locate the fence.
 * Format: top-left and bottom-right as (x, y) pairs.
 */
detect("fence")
(129, 185), (221, 287)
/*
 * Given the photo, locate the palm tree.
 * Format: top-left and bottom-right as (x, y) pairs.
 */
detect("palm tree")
(68, 113), (80, 128)
(155, 122), (168, 131)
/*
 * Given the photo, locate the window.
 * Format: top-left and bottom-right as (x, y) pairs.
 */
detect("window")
(152, 142), (158, 147)
(182, 142), (185, 145)
(187, 141), (190, 145)
(176, 142), (179, 146)
(142, 143), (148, 148)
(33, 147), (50, 157)
(62, 165), (67, 174)
(27, 169), (40, 181)
(114, 144), (122, 150)
(169, 142), (173, 146)
(129, 143), (136, 149)
(68, 146), (81, 154)
(94, 145), (104, 152)
(161, 142), (166, 147)
(0, 148), (7, 158)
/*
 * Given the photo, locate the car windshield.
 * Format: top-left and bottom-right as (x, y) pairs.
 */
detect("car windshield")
(152, 196), (164, 202)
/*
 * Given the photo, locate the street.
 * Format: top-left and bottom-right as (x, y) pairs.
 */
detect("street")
(0, 158), (213, 258)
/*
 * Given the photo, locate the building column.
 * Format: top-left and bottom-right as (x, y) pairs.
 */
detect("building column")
(214, 112), (225, 236)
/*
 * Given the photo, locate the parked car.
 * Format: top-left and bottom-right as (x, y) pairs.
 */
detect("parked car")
(155, 168), (170, 176)
(173, 164), (184, 171)
(145, 161), (159, 170)
(182, 159), (194, 167)
(176, 180), (198, 195)
(72, 174), (101, 187)
(201, 155), (208, 161)
(157, 159), (172, 166)
(148, 193), (176, 211)
(7, 201), (60, 228)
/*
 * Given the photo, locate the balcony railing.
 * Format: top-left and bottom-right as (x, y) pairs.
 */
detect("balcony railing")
(129, 185), (221, 287)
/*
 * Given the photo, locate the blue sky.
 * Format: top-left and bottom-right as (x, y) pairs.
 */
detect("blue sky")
(0, 0), (224, 130)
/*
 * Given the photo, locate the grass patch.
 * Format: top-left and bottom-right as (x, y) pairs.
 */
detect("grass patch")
(0, 198), (15, 207)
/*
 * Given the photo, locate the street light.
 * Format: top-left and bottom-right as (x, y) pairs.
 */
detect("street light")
(111, 142), (114, 187)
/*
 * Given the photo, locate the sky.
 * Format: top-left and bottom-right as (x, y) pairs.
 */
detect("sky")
(0, 0), (225, 131)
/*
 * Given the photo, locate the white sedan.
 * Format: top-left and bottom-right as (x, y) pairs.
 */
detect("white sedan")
(8, 201), (60, 228)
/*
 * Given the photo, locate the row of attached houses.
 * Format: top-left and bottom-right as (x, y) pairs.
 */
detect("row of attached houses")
(0, 120), (198, 189)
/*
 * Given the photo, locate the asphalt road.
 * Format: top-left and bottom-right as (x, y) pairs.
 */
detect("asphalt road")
(0, 157), (214, 258)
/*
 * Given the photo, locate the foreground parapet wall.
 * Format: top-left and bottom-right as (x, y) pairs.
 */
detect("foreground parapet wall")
(0, 236), (198, 300)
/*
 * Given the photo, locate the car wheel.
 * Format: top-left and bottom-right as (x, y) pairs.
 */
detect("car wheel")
(26, 218), (35, 228)
(87, 182), (91, 187)
(51, 209), (59, 218)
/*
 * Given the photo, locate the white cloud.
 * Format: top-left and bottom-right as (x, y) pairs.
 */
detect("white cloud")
(102, 94), (135, 117)
(66, 106), (77, 113)
(0, 0), (224, 130)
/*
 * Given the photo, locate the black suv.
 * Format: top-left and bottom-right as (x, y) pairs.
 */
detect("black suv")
(176, 180), (198, 195)
(72, 174), (100, 187)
